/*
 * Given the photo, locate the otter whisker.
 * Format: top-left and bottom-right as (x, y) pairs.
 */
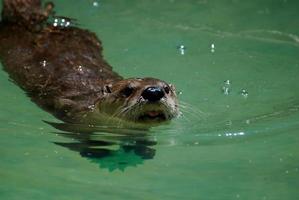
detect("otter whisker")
(116, 102), (140, 119)
(179, 101), (206, 115)
(178, 101), (207, 121)
(134, 103), (144, 121)
(178, 112), (192, 122)
(180, 106), (204, 117)
(111, 106), (131, 119)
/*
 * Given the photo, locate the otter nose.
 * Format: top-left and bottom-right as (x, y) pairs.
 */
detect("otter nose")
(141, 87), (165, 102)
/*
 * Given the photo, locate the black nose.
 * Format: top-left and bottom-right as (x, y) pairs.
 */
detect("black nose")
(141, 87), (165, 102)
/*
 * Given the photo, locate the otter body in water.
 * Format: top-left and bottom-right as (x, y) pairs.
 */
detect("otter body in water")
(0, 0), (178, 126)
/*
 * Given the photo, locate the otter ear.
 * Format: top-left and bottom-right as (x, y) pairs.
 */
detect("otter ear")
(104, 84), (112, 94)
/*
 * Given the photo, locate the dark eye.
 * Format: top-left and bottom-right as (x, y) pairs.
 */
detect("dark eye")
(121, 86), (134, 97)
(164, 86), (170, 94)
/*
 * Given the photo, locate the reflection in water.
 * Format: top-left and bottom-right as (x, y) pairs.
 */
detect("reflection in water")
(44, 99), (299, 171)
(46, 121), (157, 171)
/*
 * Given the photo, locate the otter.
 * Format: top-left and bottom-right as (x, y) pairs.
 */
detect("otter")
(0, 0), (179, 127)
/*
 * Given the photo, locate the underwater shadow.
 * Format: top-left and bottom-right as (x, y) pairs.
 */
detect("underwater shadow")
(46, 121), (157, 171)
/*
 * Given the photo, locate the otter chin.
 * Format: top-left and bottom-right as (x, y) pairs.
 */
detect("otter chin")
(94, 78), (179, 125)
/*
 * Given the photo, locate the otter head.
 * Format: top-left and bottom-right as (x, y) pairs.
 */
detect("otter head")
(97, 78), (179, 125)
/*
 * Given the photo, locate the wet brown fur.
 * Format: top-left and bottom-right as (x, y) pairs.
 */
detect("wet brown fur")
(0, 0), (178, 124)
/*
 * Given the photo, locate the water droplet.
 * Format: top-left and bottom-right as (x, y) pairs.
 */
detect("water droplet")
(77, 65), (83, 73)
(225, 133), (232, 137)
(52, 17), (72, 28)
(169, 138), (177, 146)
(87, 152), (92, 156)
(225, 79), (230, 85)
(88, 105), (95, 110)
(177, 45), (186, 55)
(177, 111), (183, 118)
(40, 60), (47, 67)
(211, 43), (215, 53)
(222, 80), (231, 95)
(241, 89), (248, 98)
(237, 132), (245, 136)
(93, 1), (99, 7)
(24, 66), (31, 71)
(226, 120), (232, 126)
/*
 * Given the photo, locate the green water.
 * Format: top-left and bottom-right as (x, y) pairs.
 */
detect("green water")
(1, 0), (299, 199)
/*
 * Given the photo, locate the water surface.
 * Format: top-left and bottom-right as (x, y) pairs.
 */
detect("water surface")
(1, 0), (299, 199)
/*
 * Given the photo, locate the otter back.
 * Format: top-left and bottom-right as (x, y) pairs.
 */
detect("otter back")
(0, 0), (122, 122)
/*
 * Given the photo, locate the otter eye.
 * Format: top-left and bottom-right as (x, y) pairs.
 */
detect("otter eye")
(121, 86), (134, 97)
(164, 86), (170, 94)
